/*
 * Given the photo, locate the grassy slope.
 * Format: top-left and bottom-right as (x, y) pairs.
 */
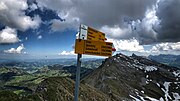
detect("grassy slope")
(36, 77), (114, 101)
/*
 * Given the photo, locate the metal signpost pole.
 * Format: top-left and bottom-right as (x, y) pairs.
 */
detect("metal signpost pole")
(74, 54), (82, 101)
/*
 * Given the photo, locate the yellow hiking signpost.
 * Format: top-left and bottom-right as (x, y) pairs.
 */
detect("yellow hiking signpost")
(75, 39), (113, 56)
(87, 27), (106, 42)
(74, 24), (116, 101)
(79, 24), (106, 42)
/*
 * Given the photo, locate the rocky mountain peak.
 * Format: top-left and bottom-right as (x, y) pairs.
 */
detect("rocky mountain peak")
(83, 53), (180, 101)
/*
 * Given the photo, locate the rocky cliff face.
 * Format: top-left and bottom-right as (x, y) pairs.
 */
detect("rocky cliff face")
(83, 53), (180, 101)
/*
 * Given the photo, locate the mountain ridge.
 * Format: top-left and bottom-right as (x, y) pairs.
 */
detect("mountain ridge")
(148, 54), (180, 68)
(83, 53), (180, 100)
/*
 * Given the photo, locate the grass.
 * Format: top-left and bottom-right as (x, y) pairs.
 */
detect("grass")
(13, 90), (25, 95)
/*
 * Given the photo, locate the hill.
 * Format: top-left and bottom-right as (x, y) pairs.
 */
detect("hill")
(36, 77), (112, 101)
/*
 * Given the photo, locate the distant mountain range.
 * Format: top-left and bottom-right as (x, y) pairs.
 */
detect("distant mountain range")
(0, 58), (103, 69)
(0, 59), (77, 68)
(148, 54), (180, 68)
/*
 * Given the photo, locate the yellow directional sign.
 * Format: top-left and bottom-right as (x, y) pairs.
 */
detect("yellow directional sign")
(79, 24), (106, 42)
(75, 39), (112, 56)
(87, 27), (106, 42)
(75, 39), (84, 54)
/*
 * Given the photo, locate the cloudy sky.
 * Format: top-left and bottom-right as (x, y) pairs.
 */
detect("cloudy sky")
(0, 0), (180, 59)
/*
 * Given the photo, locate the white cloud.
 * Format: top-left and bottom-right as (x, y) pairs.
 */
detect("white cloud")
(36, 0), (157, 33)
(100, 25), (132, 39)
(51, 9), (79, 31)
(36, 0), (79, 31)
(4, 44), (25, 54)
(19, 15), (41, 31)
(133, 6), (159, 44)
(109, 40), (180, 55)
(35, 0), (179, 45)
(57, 50), (107, 58)
(0, 27), (19, 44)
(0, 0), (41, 31)
(58, 50), (75, 55)
(108, 38), (145, 52)
(36, 0), (73, 11)
(29, 3), (38, 11)
(51, 18), (79, 31)
(25, 37), (28, 40)
(150, 42), (180, 53)
(37, 35), (42, 39)
(101, 5), (159, 45)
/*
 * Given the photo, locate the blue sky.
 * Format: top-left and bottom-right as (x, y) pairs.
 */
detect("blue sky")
(0, 28), (77, 59)
(0, 2), (78, 59)
(0, 0), (180, 59)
